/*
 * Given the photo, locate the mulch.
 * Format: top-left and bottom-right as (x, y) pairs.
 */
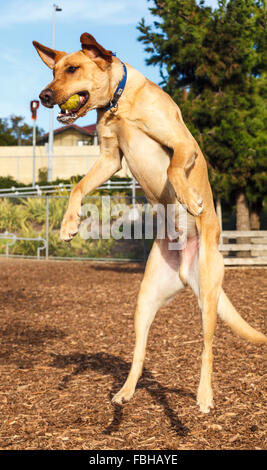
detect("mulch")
(0, 258), (266, 450)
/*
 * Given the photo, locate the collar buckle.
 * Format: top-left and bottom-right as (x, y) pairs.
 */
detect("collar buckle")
(109, 101), (118, 113)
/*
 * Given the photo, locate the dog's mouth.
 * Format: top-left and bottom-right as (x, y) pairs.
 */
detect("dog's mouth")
(57, 91), (89, 124)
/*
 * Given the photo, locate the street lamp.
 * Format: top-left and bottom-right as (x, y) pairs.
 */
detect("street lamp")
(48, 4), (62, 182)
(52, 4), (62, 46)
(30, 100), (40, 186)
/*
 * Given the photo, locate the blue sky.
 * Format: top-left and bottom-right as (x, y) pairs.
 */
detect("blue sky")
(0, 0), (218, 133)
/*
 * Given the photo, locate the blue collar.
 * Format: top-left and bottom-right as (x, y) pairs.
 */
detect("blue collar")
(105, 53), (127, 112)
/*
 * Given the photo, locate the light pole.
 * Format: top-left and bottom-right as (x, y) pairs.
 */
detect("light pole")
(30, 100), (40, 186)
(48, 4), (62, 182)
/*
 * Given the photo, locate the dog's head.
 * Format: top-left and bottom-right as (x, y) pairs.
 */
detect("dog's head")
(33, 33), (113, 124)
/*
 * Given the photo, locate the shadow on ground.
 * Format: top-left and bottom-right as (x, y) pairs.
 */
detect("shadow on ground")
(91, 264), (145, 274)
(50, 351), (194, 437)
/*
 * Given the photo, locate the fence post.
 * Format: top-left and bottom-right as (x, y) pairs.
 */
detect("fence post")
(45, 196), (49, 259)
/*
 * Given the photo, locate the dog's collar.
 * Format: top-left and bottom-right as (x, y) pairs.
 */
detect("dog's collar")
(105, 53), (127, 112)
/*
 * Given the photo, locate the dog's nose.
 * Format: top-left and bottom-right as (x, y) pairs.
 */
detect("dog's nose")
(39, 88), (54, 108)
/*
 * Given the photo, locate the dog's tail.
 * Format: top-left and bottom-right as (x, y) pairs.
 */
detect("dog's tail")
(217, 289), (267, 344)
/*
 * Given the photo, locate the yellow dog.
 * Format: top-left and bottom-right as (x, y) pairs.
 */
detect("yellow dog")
(33, 33), (266, 413)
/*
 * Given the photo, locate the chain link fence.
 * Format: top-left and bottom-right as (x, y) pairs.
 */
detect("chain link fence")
(0, 179), (151, 262)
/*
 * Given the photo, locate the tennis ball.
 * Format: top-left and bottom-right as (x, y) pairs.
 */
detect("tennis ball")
(60, 94), (80, 112)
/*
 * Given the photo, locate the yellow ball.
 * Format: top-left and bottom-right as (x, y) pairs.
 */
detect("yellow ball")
(60, 94), (80, 112)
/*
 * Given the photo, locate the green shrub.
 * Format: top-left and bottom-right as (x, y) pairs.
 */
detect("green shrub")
(38, 167), (48, 184)
(48, 197), (68, 229)
(21, 198), (46, 225)
(0, 195), (116, 258)
(0, 176), (25, 189)
(0, 192), (146, 259)
(0, 198), (26, 231)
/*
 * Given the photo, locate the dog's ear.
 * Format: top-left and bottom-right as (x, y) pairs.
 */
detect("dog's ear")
(33, 41), (67, 69)
(80, 33), (113, 69)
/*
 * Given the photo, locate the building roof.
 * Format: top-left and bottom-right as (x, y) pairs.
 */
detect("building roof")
(39, 123), (97, 142)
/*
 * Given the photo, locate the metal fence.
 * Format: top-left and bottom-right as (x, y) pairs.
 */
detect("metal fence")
(0, 178), (139, 197)
(0, 179), (149, 262)
(0, 180), (267, 265)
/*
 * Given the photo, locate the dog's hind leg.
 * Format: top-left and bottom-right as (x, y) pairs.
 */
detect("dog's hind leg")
(194, 217), (224, 413)
(112, 237), (184, 405)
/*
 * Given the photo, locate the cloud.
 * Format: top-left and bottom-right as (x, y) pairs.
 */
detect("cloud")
(0, 0), (152, 27)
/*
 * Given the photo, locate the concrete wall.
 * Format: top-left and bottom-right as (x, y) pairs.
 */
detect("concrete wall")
(0, 145), (130, 184)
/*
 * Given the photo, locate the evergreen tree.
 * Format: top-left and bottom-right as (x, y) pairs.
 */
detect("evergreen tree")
(138, 0), (267, 229)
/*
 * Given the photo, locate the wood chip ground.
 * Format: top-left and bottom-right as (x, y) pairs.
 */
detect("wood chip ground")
(0, 259), (266, 450)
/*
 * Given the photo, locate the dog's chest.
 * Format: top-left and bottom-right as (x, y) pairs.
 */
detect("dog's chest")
(116, 121), (174, 204)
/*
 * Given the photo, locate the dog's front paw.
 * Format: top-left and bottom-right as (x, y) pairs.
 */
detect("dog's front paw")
(179, 186), (204, 217)
(60, 212), (80, 242)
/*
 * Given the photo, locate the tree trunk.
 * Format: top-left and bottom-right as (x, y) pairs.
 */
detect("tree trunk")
(250, 200), (262, 230)
(236, 191), (250, 230)
(236, 191), (250, 257)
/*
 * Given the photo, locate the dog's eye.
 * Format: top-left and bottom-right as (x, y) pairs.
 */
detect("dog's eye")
(66, 66), (79, 74)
